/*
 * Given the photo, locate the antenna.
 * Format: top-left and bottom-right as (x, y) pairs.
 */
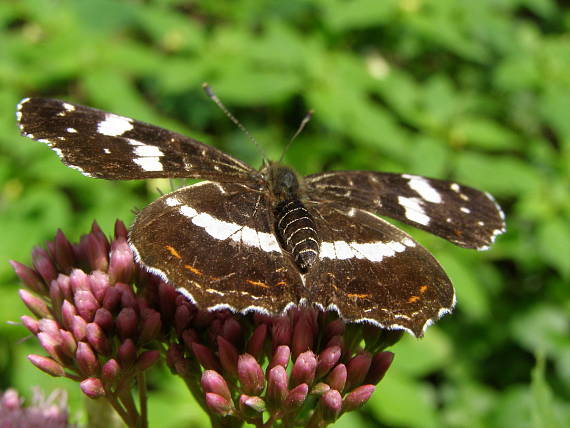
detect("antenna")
(279, 109), (313, 163)
(202, 83), (266, 158)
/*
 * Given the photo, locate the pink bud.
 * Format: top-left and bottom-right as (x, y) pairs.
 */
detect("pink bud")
(266, 365), (288, 407)
(116, 283), (137, 308)
(311, 382), (331, 395)
(59, 329), (77, 357)
(267, 345), (290, 372)
(69, 269), (90, 292)
(271, 317), (291, 347)
(365, 351), (394, 385)
(37, 332), (63, 363)
(327, 364), (347, 392)
(285, 383), (308, 410)
(56, 274), (72, 301)
(135, 350), (160, 371)
(10, 260), (46, 294)
(205, 392), (233, 416)
(102, 359), (121, 386)
(291, 311), (315, 359)
(71, 315), (87, 341)
(324, 319), (345, 342)
(246, 323), (267, 360)
(114, 220), (128, 240)
(221, 317), (243, 347)
(20, 316), (39, 334)
(61, 300), (77, 330)
(82, 233), (108, 272)
(239, 394), (266, 414)
(116, 307), (138, 339)
(320, 389), (342, 421)
(49, 280), (63, 311)
(191, 342), (222, 372)
(19, 289), (50, 318)
(290, 351), (317, 387)
(108, 238), (135, 284)
(237, 353), (265, 396)
(343, 384), (375, 412)
(74, 290), (99, 322)
(217, 336), (238, 377)
(174, 304), (192, 334)
(76, 342), (99, 376)
(31, 246), (57, 286)
(88, 271), (110, 303)
(80, 377), (105, 398)
(86, 323), (111, 355)
(38, 318), (60, 336)
(54, 229), (75, 273)
(346, 352), (372, 390)
(316, 346), (342, 378)
(118, 339), (137, 367)
(102, 286), (121, 311)
(201, 370), (232, 402)
(139, 309), (162, 343)
(27, 354), (65, 377)
(93, 307), (114, 332)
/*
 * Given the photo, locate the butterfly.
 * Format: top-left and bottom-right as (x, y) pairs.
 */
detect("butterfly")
(17, 95), (505, 336)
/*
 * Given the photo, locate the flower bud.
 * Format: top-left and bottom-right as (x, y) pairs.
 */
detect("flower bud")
(102, 286), (121, 311)
(320, 389), (342, 422)
(285, 383), (308, 410)
(102, 359), (121, 386)
(239, 394), (266, 415)
(327, 364), (347, 392)
(27, 354), (65, 377)
(217, 336), (238, 377)
(76, 342), (99, 376)
(19, 289), (50, 318)
(266, 365), (288, 407)
(74, 290), (99, 322)
(290, 351), (317, 388)
(80, 377), (105, 399)
(267, 345), (290, 372)
(71, 315), (87, 341)
(365, 351), (394, 385)
(61, 300), (77, 330)
(32, 246), (57, 286)
(54, 229), (75, 273)
(116, 307), (138, 339)
(108, 238), (134, 284)
(59, 329), (77, 357)
(93, 307), (114, 332)
(246, 324), (267, 360)
(191, 342), (222, 372)
(10, 260), (46, 294)
(88, 271), (109, 303)
(118, 339), (137, 367)
(222, 317), (243, 347)
(271, 316), (291, 347)
(292, 311), (315, 359)
(205, 393), (233, 416)
(114, 220), (128, 240)
(20, 315), (39, 334)
(343, 384), (375, 412)
(346, 352), (372, 390)
(237, 353), (265, 396)
(139, 309), (162, 343)
(86, 322), (111, 355)
(135, 350), (161, 371)
(316, 345), (341, 379)
(201, 370), (232, 402)
(69, 269), (90, 292)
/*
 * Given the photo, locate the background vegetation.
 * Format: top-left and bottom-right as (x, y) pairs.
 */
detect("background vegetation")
(1, 0), (569, 426)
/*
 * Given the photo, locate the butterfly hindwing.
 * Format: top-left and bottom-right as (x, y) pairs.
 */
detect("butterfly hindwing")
(306, 171), (505, 250)
(129, 181), (306, 314)
(304, 204), (455, 336)
(17, 97), (256, 182)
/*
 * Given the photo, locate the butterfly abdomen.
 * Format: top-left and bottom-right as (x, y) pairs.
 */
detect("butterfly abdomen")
(275, 199), (320, 273)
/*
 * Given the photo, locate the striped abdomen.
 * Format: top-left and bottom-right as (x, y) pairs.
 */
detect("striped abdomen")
(275, 199), (320, 272)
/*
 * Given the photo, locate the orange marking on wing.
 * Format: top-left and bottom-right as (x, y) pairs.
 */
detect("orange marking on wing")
(184, 264), (203, 276)
(419, 285), (428, 294)
(347, 293), (371, 299)
(407, 296), (420, 303)
(275, 281), (287, 287)
(165, 245), (181, 259)
(247, 280), (269, 288)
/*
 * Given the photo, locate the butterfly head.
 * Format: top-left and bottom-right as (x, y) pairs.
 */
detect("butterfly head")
(262, 161), (303, 202)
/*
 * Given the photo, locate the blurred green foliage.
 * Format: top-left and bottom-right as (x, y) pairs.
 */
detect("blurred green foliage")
(1, 0), (569, 427)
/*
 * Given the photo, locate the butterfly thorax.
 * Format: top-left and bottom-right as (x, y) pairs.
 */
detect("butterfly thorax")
(264, 162), (320, 273)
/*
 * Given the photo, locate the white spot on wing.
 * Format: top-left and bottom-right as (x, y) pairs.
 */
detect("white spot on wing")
(320, 239), (411, 262)
(403, 174), (442, 203)
(63, 103), (75, 112)
(460, 207), (471, 214)
(133, 145), (164, 157)
(133, 157), (163, 172)
(397, 196), (430, 225)
(66, 127), (77, 133)
(166, 196), (181, 207)
(97, 113), (133, 137)
(103, 148), (111, 154)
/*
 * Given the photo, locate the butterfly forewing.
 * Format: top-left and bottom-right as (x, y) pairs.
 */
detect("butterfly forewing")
(17, 98), (256, 182)
(305, 171), (506, 250)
